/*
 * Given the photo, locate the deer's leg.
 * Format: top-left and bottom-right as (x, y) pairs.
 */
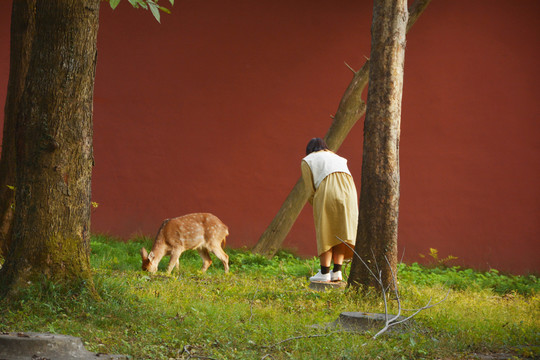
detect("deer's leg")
(167, 248), (183, 273)
(210, 244), (229, 273)
(198, 248), (212, 272)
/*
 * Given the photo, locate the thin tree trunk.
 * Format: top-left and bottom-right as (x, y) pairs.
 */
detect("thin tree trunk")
(0, 0), (36, 258)
(252, 0), (431, 258)
(348, 0), (408, 290)
(0, 0), (100, 297)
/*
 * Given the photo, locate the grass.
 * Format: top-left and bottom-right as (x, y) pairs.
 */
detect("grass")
(0, 235), (538, 359)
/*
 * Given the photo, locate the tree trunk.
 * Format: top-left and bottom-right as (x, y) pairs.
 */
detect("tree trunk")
(0, 0), (100, 297)
(252, 0), (431, 258)
(348, 0), (408, 290)
(0, 0), (36, 259)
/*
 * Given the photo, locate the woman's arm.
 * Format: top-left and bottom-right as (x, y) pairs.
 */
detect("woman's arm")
(301, 160), (316, 205)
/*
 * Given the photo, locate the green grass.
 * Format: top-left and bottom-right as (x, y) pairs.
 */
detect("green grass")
(1, 235), (538, 359)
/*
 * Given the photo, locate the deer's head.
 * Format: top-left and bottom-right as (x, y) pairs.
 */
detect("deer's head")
(140, 247), (158, 273)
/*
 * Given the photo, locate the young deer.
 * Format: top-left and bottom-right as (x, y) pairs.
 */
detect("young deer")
(140, 213), (229, 273)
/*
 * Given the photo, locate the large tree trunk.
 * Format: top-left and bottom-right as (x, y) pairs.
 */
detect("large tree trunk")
(252, 0), (431, 258)
(0, 0), (100, 297)
(348, 0), (408, 290)
(0, 0), (36, 259)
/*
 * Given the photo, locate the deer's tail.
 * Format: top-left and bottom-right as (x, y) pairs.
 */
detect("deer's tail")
(222, 228), (229, 248)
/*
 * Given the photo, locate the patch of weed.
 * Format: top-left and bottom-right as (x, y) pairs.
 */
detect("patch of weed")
(399, 262), (539, 296)
(0, 235), (538, 360)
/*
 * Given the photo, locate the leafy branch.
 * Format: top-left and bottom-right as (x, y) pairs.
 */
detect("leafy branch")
(419, 248), (458, 268)
(106, 0), (174, 23)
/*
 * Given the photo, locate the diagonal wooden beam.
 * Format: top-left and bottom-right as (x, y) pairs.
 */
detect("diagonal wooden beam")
(252, 0), (432, 257)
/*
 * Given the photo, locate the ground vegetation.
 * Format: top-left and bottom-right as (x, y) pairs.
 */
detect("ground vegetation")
(0, 236), (537, 359)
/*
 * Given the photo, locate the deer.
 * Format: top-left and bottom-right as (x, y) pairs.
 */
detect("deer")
(140, 213), (229, 274)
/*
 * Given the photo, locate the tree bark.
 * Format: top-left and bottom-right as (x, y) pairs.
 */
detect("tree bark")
(252, 0), (431, 258)
(348, 0), (408, 290)
(0, 0), (36, 259)
(0, 0), (100, 297)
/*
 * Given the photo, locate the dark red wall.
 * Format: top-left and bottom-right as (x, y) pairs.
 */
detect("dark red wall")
(1, 1), (539, 274)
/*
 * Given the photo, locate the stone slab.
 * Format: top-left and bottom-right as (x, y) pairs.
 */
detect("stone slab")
(337, 311), (409, 331)
(0, 332), (128, 360)
(308, 281), (346, 291)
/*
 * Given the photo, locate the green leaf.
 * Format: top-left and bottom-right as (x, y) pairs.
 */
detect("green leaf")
(127, 0), (147, 9)
(148, 1), (161, 23)
(138, 0), (148, 10)
(109, 0), (121, 10)
(169, 0), (174, 5)
(159, 6), (171, 14)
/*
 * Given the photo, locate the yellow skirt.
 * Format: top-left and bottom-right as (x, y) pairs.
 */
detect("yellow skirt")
(312, 172), (358, 257)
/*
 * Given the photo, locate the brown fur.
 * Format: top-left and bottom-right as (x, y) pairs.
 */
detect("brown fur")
(140, 213), (229, 273)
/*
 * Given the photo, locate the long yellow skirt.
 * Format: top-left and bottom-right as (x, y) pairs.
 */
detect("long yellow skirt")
(312, 172), (358, 257)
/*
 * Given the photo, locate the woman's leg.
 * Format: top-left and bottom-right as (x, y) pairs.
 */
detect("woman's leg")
(329, 243), (349, 281)
(319, 250), (332, 267)
(331, 243), (349, 266)
(309, 249), (333, 281)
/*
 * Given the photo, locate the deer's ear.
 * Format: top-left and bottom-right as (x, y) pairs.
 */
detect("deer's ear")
(148, 251), (155, 262)
(140, 247), (148, 259)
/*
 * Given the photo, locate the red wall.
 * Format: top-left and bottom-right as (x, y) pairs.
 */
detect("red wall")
(1, 1), (539, 274)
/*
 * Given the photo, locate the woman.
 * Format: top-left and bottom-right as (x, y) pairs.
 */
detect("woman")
(301, 138), (358, 282)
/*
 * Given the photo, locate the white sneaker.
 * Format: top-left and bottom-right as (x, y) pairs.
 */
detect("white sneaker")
(330, 270), (342, 282)
(309, 271), (331, 282)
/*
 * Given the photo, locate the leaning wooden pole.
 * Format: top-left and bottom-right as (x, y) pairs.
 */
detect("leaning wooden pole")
(252, 0), (432, 257)
(252, 65), (368, 257)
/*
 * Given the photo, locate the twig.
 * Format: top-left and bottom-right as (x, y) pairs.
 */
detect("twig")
(180, 345), (192, 355)
(372, 256), (402, 339)
(370, 247), (381, 277)
(335, 236), (450, 339)
(335, 236), (380, 284)
(369, 247), (394, 294)
(388, 289), (450, 327)
(344, 61), (357, 74)
(179, 345), (218, 360)
(386, 254), (402, 315)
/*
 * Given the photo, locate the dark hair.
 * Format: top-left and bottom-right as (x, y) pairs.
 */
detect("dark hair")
(306, 137), (329, 155)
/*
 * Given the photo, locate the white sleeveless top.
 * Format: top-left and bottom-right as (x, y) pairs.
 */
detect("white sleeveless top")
(302, 150), (351, 189)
